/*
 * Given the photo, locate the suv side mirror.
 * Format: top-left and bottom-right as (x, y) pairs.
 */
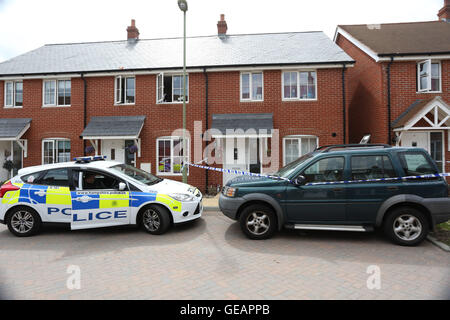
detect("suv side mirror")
(293, 175), (306, 186)
(118, 182), (127, 191)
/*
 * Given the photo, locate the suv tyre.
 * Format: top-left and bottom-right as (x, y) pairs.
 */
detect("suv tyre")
(384, 206), (429, 246)
(239, 204), (277, 240)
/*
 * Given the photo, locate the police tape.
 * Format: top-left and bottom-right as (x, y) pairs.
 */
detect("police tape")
(183, 162), (450, 186)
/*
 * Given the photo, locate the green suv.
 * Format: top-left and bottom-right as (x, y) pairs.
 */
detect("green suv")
(219, 144), (450, 246)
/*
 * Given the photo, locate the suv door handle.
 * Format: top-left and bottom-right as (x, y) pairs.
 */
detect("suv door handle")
(333, 188), (344, 192)
(387, 186), (399, 191)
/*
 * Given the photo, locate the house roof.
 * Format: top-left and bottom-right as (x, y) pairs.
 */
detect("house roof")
(81, 116), (146, 139)
(0, 118), (32, 140)
(391, 99), (434, 129)
(0, 32), (354, 76)
(338, 21), (450, 56)
(211, 113), (273, 134)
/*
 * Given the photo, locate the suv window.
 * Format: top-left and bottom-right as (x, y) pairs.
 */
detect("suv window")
(81, 170), (124, 190)
(303, 157), (345, 183)
(351, 155), (396, 180)
(398, 152), (437, 176)
(35, 169), (70, 187)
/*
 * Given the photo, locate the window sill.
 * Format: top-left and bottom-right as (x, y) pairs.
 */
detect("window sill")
(240, 99), (264, 103)
(157, 102), (190, 105)
(42, 105), (71, 108)
(416, 91), (442, 94)
(157, 173), (189, 177)
(114, 103), (136, 106)
(282, 98), (318, 102)
(3, 106), (23, 109)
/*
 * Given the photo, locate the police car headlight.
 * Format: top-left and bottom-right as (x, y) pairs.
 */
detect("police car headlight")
(169, 193), (196, 202)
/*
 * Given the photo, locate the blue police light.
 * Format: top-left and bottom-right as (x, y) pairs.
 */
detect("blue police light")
(73, 156), (107, 163)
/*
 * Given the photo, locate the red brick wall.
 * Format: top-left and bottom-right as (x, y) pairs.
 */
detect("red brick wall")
(336, 34), (450, 175)
(1, 67), (348, 192)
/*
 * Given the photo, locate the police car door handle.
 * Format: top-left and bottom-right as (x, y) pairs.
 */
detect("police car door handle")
(75, 195), (94, 203)
(34, 190), (47, 197)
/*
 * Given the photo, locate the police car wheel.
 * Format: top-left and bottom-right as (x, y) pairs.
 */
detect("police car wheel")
(7, 206), (41, 237)
(139, 205), (171, 235)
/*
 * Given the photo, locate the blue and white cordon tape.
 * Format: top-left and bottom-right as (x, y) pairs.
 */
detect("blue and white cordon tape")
(183, 162), (450, 186)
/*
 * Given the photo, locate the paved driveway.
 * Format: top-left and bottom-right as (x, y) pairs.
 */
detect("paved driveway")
(0, 211), (449, 300)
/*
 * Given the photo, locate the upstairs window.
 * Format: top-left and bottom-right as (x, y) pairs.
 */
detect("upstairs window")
(241, 72), (263, 101)
(417, 60), (441, 92)
(283, 71), (317, 100)
(157, 73), (189, 103)
(43, 80), (71, 106)
(4, 81), (23, 108)
(115, 76), (135, 104)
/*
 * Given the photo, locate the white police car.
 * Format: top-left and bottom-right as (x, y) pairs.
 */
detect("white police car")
(0, 156), (203, 237)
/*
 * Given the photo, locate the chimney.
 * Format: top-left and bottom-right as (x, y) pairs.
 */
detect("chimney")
(217, 14), (228, 37)
(127, 19), (140, 41)
(438, 0), (450, 21)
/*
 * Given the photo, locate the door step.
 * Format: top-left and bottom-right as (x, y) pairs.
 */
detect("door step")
(289, 224), (372, 232)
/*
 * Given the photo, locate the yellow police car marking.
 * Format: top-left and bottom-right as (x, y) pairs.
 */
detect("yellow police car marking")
(99, 192), (130, 209)
(1, 189), (20, 205)
(156, 194), (182, 212)
(46, 187), (72, 206)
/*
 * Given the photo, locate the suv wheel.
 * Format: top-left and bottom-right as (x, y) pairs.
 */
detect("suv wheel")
(384, 206), (429, 246)
(239, 204), (276, 240)
(7, 206), (41, 237)
(139, 205), (171, 235)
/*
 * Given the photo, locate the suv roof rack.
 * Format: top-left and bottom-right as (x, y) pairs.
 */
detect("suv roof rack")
(315, 144), (392, 153)
(73, 156), (107, 163)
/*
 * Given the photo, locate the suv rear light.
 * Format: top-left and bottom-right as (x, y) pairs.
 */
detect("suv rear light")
(0, 182), (20, 198)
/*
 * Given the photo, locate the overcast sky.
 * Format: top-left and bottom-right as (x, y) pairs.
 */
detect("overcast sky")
(0, 0), (444, 63)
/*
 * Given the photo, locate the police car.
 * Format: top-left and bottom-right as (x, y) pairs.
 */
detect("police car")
(0, 156), (203, 237)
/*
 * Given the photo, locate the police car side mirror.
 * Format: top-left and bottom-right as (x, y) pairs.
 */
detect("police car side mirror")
(293, 175), (306, 186)
(118, 182), (127, 191)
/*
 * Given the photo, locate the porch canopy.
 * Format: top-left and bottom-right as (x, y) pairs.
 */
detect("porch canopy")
(81, 116), (146, 156)
(0, 118), (31, 157)
(211, 113), (273, 138)
(392, 96), (450, 137)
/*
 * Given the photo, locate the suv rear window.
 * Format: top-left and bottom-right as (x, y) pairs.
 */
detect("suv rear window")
(398, 152), (437, 176)
(351, 155), (396, 180)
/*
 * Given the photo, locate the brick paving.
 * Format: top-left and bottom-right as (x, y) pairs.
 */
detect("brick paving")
(0, 211), (449, 300)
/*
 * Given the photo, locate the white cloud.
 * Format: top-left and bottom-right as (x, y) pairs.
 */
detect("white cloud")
(0, 0), (444, 62)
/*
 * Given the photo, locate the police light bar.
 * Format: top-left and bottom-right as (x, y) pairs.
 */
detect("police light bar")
(73, 156), (107, 163)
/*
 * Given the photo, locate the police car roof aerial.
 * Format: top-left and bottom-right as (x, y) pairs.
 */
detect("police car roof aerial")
(73, 156), (107, 163)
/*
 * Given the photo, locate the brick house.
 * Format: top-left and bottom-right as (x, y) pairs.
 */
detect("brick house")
(335, 1), (450, 175)
(0, 16), (354, 191)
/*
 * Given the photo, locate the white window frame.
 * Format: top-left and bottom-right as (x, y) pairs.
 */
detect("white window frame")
(283, 135), (319, 166)
(156, 136), (190, 176)
(41, 138), (71, 164)
(240, 72), (264, 102)
(417, 60), (441, 93)
(4, 81), (23, 108)
(114, 76), (136, 105)
(282, 70), (318, 101)
(42, 79), (71, 107)
(156, 73), (189, 104)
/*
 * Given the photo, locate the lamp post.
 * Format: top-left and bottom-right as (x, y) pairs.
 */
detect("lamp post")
(178, 0), (188, 183)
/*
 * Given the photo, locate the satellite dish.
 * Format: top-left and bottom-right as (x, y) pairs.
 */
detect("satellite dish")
(360, 134), (371, 144)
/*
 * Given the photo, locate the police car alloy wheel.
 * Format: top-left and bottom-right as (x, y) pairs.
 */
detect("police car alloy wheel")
(140, 205), (171, 235)
(384, 206), (429, 246)
(7, 207), (41, 237)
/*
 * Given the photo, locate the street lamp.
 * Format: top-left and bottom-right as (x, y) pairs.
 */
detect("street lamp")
(178, 0), (188, 183)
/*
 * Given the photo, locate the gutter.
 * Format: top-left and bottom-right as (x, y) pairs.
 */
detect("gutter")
(81, 73), (87, 155)
(203, 67), (209, 192)
(0, 61), (356, 78)
(386, 57), (394, 145)
(342, 63), (347, 144)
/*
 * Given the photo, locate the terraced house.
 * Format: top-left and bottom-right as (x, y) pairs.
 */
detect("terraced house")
(0, 16), (354, 191)
(335, 0), (450, 175)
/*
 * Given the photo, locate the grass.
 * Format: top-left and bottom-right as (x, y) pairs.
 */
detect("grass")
(432, 221), (450, 246)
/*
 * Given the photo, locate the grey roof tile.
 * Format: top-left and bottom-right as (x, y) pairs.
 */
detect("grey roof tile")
(81, 116), (146, 137)
(212, 113), (273, 134)
(0, 118), (31, 139)
(0, 32), (354, 76)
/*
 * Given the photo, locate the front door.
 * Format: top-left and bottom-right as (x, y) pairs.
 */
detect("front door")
(284, 156), (347, 222)
(70, 169), (131, 230)
(102, 140), (125, 163)
(223, 137), (247, 185)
